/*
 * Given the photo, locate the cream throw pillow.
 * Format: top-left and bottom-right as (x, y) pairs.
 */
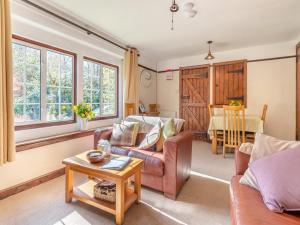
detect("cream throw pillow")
(110, 121), (139, 146)
(240, 133), (300, 189)
(239, 142), (254, 155)
(139, 122), (161, 150)
(163, 118), (176, 139)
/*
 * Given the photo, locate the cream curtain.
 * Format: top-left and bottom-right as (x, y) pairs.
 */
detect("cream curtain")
(124, 48), (139, 117)
(0, 0), (16, 165)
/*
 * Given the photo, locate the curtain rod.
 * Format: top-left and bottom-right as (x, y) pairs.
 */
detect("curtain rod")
(157, 55), (297, 73)
(20, 0), (129, 51)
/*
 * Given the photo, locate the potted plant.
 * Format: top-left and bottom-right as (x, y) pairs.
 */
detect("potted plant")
(72, 102), (95, 130)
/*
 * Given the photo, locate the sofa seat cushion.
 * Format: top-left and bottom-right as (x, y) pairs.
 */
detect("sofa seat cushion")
(111, 146), (131, 156)
(128, 148), (164, 177)
(230, 176), (300, 225)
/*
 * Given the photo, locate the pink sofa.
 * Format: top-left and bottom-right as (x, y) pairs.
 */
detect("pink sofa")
(94, 125), (193, 200)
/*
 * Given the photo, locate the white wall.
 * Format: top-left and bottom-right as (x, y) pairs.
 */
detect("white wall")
(0, 136), (93, 190)
(157, 41), (297, 140)
(138, 66), (157, 111)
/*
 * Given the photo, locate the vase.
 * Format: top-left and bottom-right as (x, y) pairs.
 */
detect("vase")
(80, 118), (88, 130)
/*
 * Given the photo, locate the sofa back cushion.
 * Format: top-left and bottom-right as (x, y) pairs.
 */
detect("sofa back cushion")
(125, 115), (185, 134)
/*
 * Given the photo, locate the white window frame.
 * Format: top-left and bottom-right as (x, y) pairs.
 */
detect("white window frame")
(13, 37), (76, 129)
(83, 57), (119, 119)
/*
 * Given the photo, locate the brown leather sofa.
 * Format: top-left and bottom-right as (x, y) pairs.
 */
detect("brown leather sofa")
(94, 127), (193, 200)
(230, 149), (300, 225)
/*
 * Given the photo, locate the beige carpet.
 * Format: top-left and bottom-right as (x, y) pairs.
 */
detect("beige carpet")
(0, 141), (234, 225)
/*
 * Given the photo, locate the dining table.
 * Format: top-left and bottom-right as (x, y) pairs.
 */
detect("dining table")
(208, 114), (264, 154)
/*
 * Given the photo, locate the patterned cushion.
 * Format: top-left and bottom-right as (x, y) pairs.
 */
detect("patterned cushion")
(138, 122), (161, 150)
(125, 115), (185, 134)
(110, 121), (139, 146)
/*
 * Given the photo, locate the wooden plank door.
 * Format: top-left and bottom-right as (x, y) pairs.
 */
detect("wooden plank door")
(179, 65), (210, 139)
(296, 43), (300, 140)
(213, 60), (247, 106)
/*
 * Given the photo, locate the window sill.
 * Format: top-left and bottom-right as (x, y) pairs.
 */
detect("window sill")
(15, 119), (76, 131)
(16, 129), (96, 152)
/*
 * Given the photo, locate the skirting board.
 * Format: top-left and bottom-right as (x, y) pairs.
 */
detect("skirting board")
(0, 168), (65, 200)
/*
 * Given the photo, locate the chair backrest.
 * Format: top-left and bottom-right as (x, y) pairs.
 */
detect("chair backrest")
(125, 103), (136, 117)
(223, 105), (246, 148)
(261, 104), (268, 121)
(149, 104), (158, 113)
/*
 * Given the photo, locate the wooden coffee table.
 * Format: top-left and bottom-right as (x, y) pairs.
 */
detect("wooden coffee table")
(62, 150), (143, 225)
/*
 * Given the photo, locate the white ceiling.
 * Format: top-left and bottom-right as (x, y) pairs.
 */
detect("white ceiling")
(41, 0), (300, 61)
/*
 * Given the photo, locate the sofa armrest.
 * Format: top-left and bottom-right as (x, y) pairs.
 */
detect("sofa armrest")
(235, 148), (250, 175)
(163, 131), (193, 199)
(93, 127), (113, 149)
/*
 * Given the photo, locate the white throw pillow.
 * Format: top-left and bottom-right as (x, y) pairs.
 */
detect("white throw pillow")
(138, 122), (161, 150)
(240, 133), (300, 189)
(239, 142), (254, 155)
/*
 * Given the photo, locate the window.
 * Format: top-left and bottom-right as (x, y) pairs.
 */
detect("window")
(83, 57), (118, 118)
(12, 36), (76, 129)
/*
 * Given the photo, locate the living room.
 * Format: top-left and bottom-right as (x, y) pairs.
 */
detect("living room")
(0, 0), (300, 225)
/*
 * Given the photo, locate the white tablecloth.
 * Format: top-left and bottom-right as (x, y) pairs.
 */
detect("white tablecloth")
(208, 115), (264, 139)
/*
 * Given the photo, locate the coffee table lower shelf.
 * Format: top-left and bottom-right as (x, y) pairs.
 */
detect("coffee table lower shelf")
(71, 180), (137, 215)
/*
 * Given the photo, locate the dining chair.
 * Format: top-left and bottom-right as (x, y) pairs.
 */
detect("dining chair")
(223, 105), (246, 157)
(125, 103), (136, 117)
(208, 104), (224, 150)
(246, 104), (268, 142)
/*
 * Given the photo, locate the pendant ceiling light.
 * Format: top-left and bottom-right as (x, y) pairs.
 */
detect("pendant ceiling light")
(170, 0), (179, 30)
(205, 41), (215, 60)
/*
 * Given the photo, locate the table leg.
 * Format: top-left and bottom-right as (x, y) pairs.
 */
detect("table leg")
(211, 131), (217, 154)
(134, 169), (141, 203)
(65, 166), (73, 203)
(116, 180), (125, 225)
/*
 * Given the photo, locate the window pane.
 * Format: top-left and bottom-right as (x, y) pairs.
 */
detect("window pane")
(12, 42), (41, 123)
(102, 104), (115, 115)
(92, 104), (100, 115)
(83, 89), (91, 103)
(14, 84), (25, 104)
(47, 87), (59, 103)
(102, 67), (117, 115)
(92, 90), (100, 104)
(14, 104), (25, 123)
(60, 104), (72, 120)
(61, 55), (73, 87)
(83, 62), (91, 89)
(25, 104), (40, 121)
(46, 50), (74, 122)
(61, 88), (72, 103)
(47, 51), (60, 86)
(92, 76), (100, 90)
(26, 65), (40, 84)
(26, 85), (40, 103)
(47, 104), (59, 121)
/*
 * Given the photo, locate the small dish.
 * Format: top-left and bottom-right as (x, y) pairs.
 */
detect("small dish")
(87, 151), (105, 163)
